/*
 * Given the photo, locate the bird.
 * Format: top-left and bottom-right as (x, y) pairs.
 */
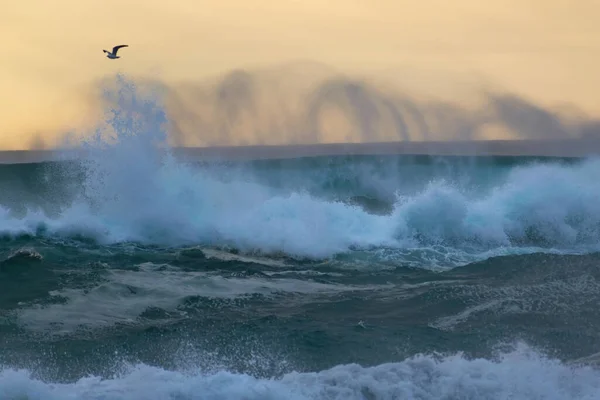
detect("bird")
(103, 45), (128, 59)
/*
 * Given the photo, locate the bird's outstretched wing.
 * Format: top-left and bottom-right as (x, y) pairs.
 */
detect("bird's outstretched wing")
(112, 45), (128, 55)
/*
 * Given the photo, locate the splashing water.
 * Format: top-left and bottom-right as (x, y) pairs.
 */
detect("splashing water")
(1, 75), (600, 267)
(2, 343), (600, 400)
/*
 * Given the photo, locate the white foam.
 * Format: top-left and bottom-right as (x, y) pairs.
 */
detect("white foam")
(16, 262), (391, 333)
(429, 274), (600, 331)
(1, 344), (599, 399)
(201, 248), (291, 268)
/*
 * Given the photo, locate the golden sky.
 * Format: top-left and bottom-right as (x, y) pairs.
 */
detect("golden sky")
(1, 0), (599, 149)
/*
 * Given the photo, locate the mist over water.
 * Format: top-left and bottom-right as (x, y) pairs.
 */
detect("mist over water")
(1, 75), (600, 399)
(1, 80), (599, 265)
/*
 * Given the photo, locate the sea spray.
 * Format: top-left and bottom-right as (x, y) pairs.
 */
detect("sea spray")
(1, 343), (599, 400)
(1, 75), (600, 266)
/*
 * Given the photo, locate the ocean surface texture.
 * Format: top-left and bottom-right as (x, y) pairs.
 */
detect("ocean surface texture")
(1, 78), (600, 399)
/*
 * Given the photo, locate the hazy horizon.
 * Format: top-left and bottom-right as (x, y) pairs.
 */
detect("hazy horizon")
(2, 0), (599, 151)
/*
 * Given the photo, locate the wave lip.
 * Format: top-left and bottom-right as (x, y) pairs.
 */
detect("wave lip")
(394, 159), (600, 246)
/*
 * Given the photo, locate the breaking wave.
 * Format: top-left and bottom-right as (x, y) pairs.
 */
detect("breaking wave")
(1, 75), (599, 267)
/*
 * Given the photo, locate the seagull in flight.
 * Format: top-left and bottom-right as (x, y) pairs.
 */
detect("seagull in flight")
(103, 45), (128, 59)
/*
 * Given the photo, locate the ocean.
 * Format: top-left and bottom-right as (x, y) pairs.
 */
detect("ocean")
(1, 79), (600, 399)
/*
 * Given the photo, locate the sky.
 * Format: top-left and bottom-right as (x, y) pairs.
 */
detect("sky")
(1, 0), (599, 149)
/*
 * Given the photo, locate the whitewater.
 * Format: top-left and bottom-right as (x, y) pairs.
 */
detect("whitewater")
(1, 75), (600, 399)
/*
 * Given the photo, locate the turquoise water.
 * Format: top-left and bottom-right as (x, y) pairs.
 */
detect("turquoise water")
(1, 77), (599, 399)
